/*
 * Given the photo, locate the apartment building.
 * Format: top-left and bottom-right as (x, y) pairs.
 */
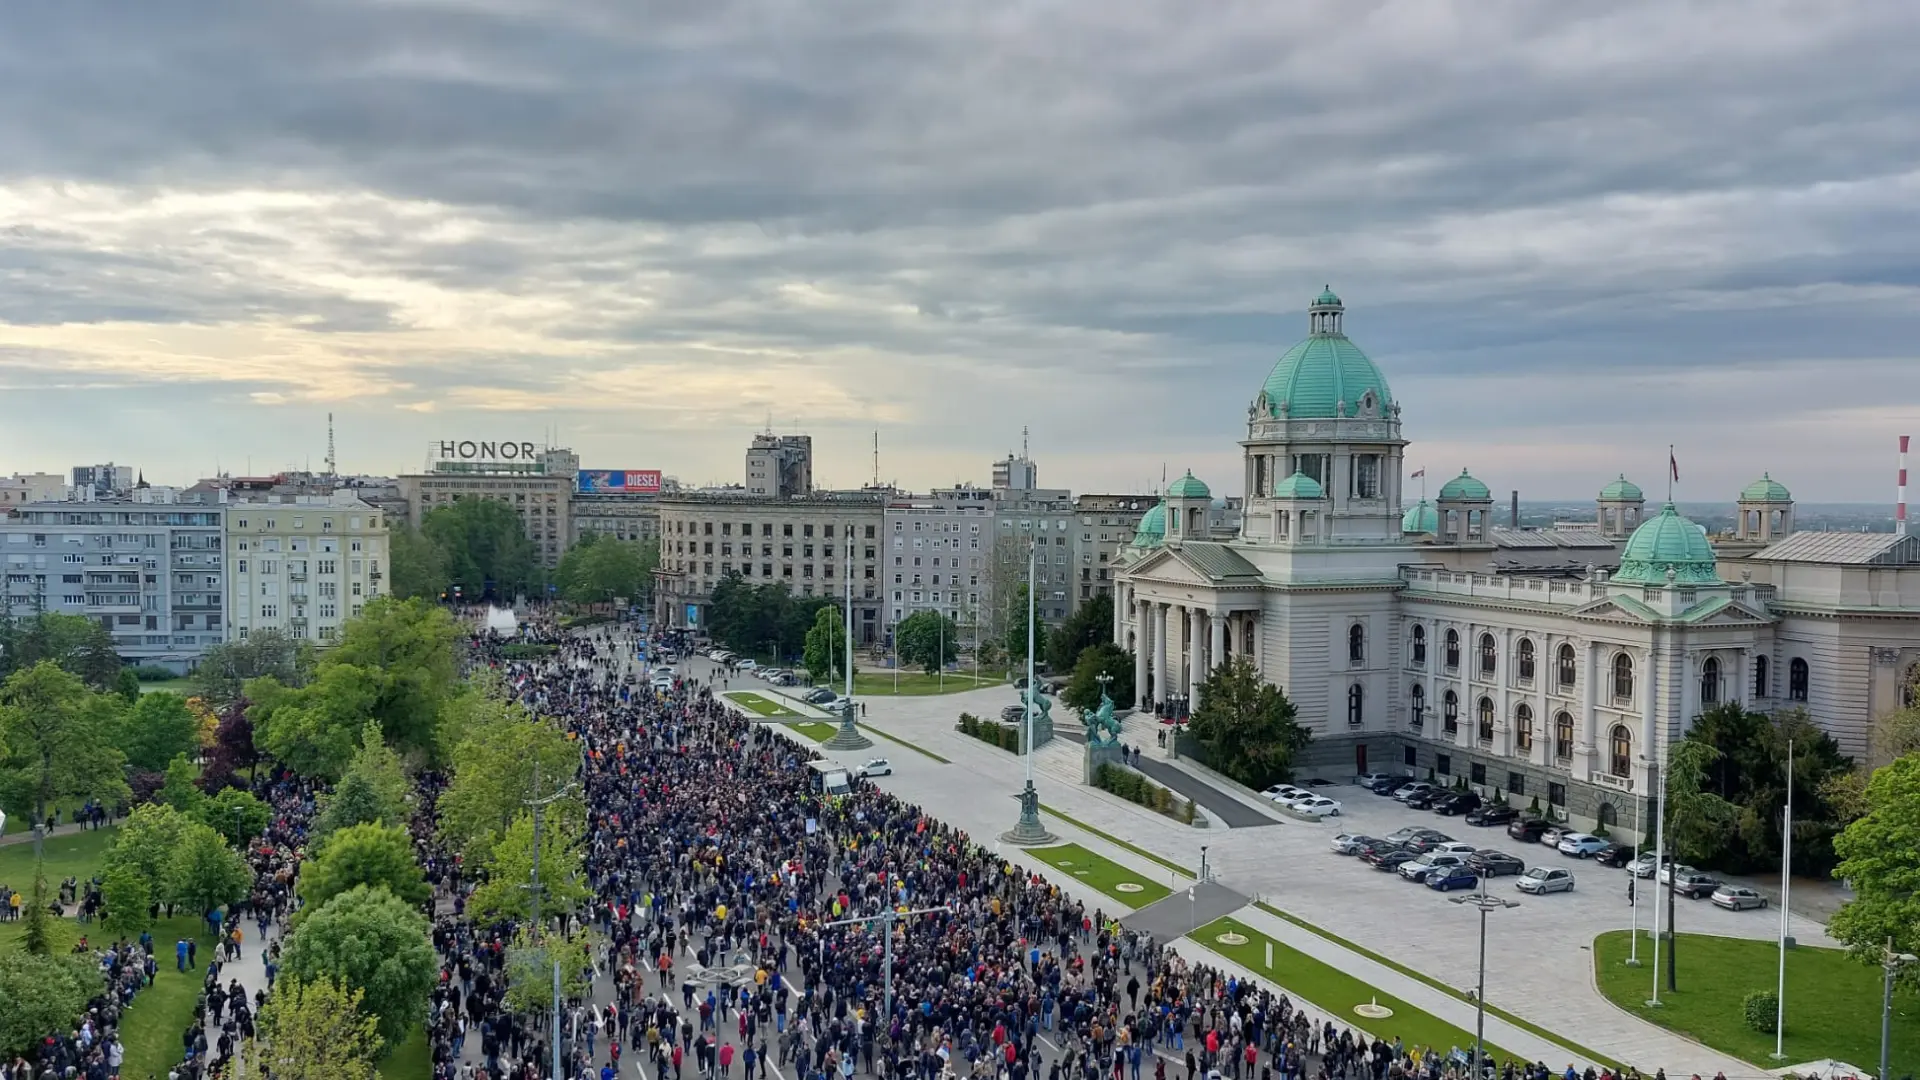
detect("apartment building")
(571, 492), (661, 545)
(991, 486), (1078, 623)
(397, 447), (577, 567)
(225, 494), (389, 644)
(0, 501), (226, 671)
(0, 473), (68, 510)
(882, 487), (997, 638)
(1071, 494), (1159, 610)
(744, 434), (813, 498)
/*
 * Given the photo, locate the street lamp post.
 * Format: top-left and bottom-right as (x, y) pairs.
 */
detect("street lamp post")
(1882, 939), (1917, 1080)
(825, 543), (872, 751)
(1451, 882), (1520, 1079)
(823, 905), (952, 1023)
(1002, 537), (1056, 845)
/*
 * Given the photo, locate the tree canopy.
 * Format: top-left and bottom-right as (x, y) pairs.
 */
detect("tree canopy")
(279, 884), (439, 1046)
(251, 977), (385, 1080)
(113, 691), (202, 773)
(190, 628), (314, 705)
(556, 533), (658, 607)
(802, 605), (848, 684)
(1188, 657), (1309, 788)
(385, 522), (450, 602)
(436, 691), (581, 865)
(165, 818), (255, 918)
(1678, 703), (1855, 874)
(417, 497), (542, 600)
(0, 612), (122, 691)
(313, 722), (411, 843)
(894, 610), (958, 675)
(705, 576), (832, 661)
(300, 822), (431, 916)
(1045, 594), (1112, 675)
(1830, 754), (1920, 987)
(469, 812), (590, 926)
(1061, 643), (1135, 714)
(0, 953), (102, 1058)
(0, 661), (129, 825)
(1001, 583), (1049, 669)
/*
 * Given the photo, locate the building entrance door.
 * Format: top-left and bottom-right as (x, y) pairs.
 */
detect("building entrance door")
(1354, 744), (1368, 776)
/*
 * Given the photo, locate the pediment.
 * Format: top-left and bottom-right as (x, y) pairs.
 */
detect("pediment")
(1569, 596), (1655, 623)
(1129, 547), (1214, 588)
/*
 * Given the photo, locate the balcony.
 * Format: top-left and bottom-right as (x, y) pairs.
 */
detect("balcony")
(289, 573), (308, 583)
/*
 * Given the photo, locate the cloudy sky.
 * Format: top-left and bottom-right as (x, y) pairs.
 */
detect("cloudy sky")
(3, 0), (1918, 503)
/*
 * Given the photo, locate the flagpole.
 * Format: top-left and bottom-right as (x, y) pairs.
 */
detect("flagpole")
(1627, 788), (1643, 965)
(1774, 737), (1793, 1058)
(1648, 751), (1667, 1007)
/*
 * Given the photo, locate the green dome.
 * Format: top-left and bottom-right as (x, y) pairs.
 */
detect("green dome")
(1598, 475), (1643, 501)
(1167, 471), (1211, 499)
(1438, 469), (1491, 501)
(1258, 291), (1392, 420)
(1131, 501), (1167, 548)
(1740, 473), (1792, 503)
(1401, 498), (1439, 534)
(1613, 502), (1721, 586)
(1314, 286), (1343, 307)
(1272, 471), (1325, 499)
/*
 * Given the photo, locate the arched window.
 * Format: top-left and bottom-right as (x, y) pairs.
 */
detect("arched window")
(1347, 683), (1364, 725)
(1609, 725), (1633, 777)
(1515, 704), (1533, 752)
(1411, 625), (1427, 666)
(1477, 697), (1495, 742)
(1554, 712), (1574, 760)
(1410, 683), (1425, 727)
(1557, 643), (1577, 690)
(1516, 638), (1536, 683)
(1904, 661), (1920, 709)
(1753, 654), (1770, 698)
(1445, 629), (1460, 670)
(1443, 690), (1459, 733)
(1700, 656), (1720, 705)
(1348, 623), (1366, 667)
(1479, 633), (1498, 677)
(1612, 653), (1634, 702)
(1789, 658), (1809, 702)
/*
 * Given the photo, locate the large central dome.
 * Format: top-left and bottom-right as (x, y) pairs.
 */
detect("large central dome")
(1258, 288), (1394, 419)
(1613, 503), (1721, 586)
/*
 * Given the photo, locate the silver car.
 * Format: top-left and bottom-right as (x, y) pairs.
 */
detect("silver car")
(1515, 866), (1575, 895)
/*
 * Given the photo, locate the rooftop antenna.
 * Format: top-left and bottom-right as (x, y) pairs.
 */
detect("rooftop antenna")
(1022, 425), (1030, 461)
(873, 431), (880, 488)
(325, 412), (338, 476)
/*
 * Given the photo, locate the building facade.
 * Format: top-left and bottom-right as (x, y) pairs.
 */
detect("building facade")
(1072, 494), (1167, 612)
(1114, 289), (1920, 837)
(0, 501), (226, 670)
(992, 487), (1078, 623)
(225, 494), (389, 644)
(882, 488), (996, 641)
(397, 447), (577, 567)
(652, 491), (886, 643)
(1, 473), (69, 509)
(745, 434), (814, 498)
(570, 492), (661, 545)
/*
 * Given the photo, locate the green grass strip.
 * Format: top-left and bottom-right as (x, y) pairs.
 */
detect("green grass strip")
(1037, 803), (1194, 878)
(787, 722), (839, 743)
(725, 691), (803, 718)
(1198, 915), (1520, 1064)
(1254, 901), (1620, 1071)
(857, 723), (951, 763)
(1029, 843), (1173, 906)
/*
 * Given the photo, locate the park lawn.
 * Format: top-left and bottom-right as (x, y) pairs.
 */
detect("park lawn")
(725, 691), (803, 718)
(852, 671), (999, 696)
(1198, 916), (1523, 1066)
(1593, 930), (1919, 1074)
(788, 722), (839, 743)
(379, 1026), (433, 1080)
(139, 677), (196, 695)
(0, 825), (118, 884)
(1029, 844), (1172, 907)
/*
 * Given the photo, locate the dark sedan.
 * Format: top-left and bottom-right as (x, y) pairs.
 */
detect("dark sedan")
(1363, 845), (1419, 871)
(1595, 843), (1640, 868)
(1404, 834), (1458, 854)
(1432, 792), (1482, 817)
(1465, 805), (1518, 827)
(1467, 850), (1527, 878)
(1507, 817), (1550, 842)
(1403, 788), (1442, 810)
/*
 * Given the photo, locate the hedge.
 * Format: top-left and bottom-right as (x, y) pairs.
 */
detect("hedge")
(1094, 763), (1196, 824)
(956, 712), (1027, 753)
(501, 643), (561, 660)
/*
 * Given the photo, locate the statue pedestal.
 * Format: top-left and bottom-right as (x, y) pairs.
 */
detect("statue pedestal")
(1083, 742), (1124, 784)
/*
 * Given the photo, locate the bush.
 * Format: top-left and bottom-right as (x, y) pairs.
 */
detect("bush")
(129, 665), (179, 682)
(500, 643), (560, 660)
(1094, 764), (1196, 825)
(955, 713), (1024, 753)
(1526, 796), (1543, 818)
(1592, 820), (1610, 838)
(1743, 989), (1779, 1033)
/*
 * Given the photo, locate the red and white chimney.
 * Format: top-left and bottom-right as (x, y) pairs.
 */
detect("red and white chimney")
(1899, 435), (1910, 537)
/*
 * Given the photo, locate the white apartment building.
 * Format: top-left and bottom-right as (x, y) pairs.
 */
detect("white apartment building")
(225, 495), (389, 644)
(882, 488), (996, 638)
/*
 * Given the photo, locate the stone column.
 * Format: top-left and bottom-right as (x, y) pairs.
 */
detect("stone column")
(1188, 607), (1204, 702)
(1575, 640), (1598, 779)
(1134, 599), (1151, 708)
(1734, 649), (1748, 710)
(1155, 604), (1170, 709)
(1209, 613), (1226, 678)
(1497, 627), (1514, 756)
(1679, 650), (1697, 729)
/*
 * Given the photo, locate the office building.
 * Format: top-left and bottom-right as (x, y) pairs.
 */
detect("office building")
(744, 434), (813, 498)
(397, 446), (576, 567)
(72, 463), (135, 498)
(1071, 494), (1159, 610)
(882, 486), (996, 639)
(225, 493), (389, 644)
(0, 473), (68, 510)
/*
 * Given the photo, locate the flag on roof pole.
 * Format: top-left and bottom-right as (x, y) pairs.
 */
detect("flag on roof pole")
(1670, 448), (1679, 483)
(1409, 468), (1425, 479)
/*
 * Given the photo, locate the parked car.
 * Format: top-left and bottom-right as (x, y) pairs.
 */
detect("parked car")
(1363, 845), (1418, 871)
(1507, 817), (1550, 843)
(1329, 833), (1377, 855)
(1539, 824), (1574, 847)
(1432, 792), (1483, 817)
(860, 758), (893, 777)
(1594, 843), (1639, 868)
(1000, 704), (1027, 722)
(1516, 866), (1576, 895)
(1368, 776), (1409, 795)
(1711, 885), (1769, 911)
(1261, 784), (1310, 804)
(1426, 865), (1481, 892)
(1465, 805), (1518, 827)
(1391, 782), (1434, 802)
(1556, 833), (1611, 858)
(1467, 850), (1526, 878)
(1428, 841), (1479, 859)
(1398, 853), (1467, 883)
(1354, 771), (1398, 789)
(1659, 865), (1723, 899)
(737, 659), (760, 671)
(1291, 796), (1342, 818)
(1404, 834), (1460, 854)
(803, 688), (838, 705)
(1403, 788), (1443, 810)
(1385, 826), (1449, 844)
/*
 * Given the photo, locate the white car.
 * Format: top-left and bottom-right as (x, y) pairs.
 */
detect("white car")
(1261, 784), (1310, 803)
(737, 659), (760, 671)
(1516, 866), (1575, 894)
(861, 758), (893, 777)
(1428, 841), (1478, 859)
(1556, 833), (1609, 858)
(1291, 796), (1342, 818)
(1328, 832), (1375, 854)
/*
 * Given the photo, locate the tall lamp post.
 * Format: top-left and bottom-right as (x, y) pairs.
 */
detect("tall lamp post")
(823, 904), (952, 1023)
(1451, 882), (1519, 1079)
(825, 539), (872, 750)
(1002, 537), (1056, 845)
(1881, 940), (1917, 1080)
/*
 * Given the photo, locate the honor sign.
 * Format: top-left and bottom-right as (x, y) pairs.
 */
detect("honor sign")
(436, 439), (540, 462)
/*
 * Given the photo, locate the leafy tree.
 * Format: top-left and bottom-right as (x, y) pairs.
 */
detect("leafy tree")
(1061, 643), (1135, 713)
(164, 819), (253, 919)
(251, 977), (385, 1079)
(20, 866), (53, 956)
(314, 723), (411, 843)
(1829, 754), (1920, 987)
(1002, 584), (1049, 669)
(1046, 594), (1112, 674)
(0, 612), (123, 690)
(895, 611), (959, 675)
(106, 804), (192, 888)
(191, 628), (314, 705)
(386, 522), (450, 603)
(0, 952), (102, 1058)
(437, 696), (581, 864)
(1187, 657), (1310, 788)
(469, 812), (590, 925)
(324, 598), (462, 757)
(505, 927), (592, 1014)
(557, 534), (658, 607)
(420, 497), (542, 600)
(248, 664), (382, 781)
(705, 576), (832, 661)
(100, 864), (153, 941)
(1661, 735), (1741, 867)
(161, 753), (206, 816)
(0, 661), (129, 827)
(203, 700), (260, 789)
(802, 605), (849, 683)
(279, 885), (438, 1046)
(299, 823), (429, 916)
(203, 787), (272, 846)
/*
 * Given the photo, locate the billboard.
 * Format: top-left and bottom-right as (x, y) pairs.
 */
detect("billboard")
(577, 469), (662, 494)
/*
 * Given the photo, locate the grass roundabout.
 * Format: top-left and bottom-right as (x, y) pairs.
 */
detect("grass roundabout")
(1028, 843), (1171, 906)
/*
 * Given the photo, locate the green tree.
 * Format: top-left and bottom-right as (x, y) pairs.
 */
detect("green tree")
(557, 534), (658, 607)
(165, 819), (253, 919)
(437, 696), (581, 864)
(802, 605), (849, 684)
(191, 628), (315, 705)
(279, 885), (438, 1046)
(251, 977), (385, 1079)
(248, 664), (382, 781)
(114, 691), (201, 773)
(324, 597), (462, 757)
(1045, 594), (1113, 674)
(0, 611), (122, 690)
(314, 723), (411, 843)
(299, 823), (429, 916)
(706, 576), (830, 661)
(0, 952), (102, 1057)
(106, 803), (192, 888)
(20, 866), (53, 956)
(386, 522), (450, 603)
(504, 927), (592, 1013)
(895, 610), (959, 675)
(1187, 657), (1310, 788)
(100, 864), (153, 940)
(469, 812), (590, 925)
(161, 753), (206, 816)
(203, 787), (272, 846)
(1662, 736), (1740, 867)
(1002, 584), (1049, 669)
(420, 497), (542, 600)
(0, 661), (129, 827)
(1829, 754), (1920, 986)
(1061, 643), (1135, 713)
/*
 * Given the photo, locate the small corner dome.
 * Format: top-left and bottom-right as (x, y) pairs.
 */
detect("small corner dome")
(1272, 471), (1325, 500)
(1598, 475), (1643, 501)
(1401, 498), (1439, 534)
(1438, 469), (1491, 501)
(1131, 501), (1167, 548)
(1166, 471), (1211, 499)
(1258, 288), (1392, 420)
(1740, 473), (1792, 503)
(1313, 286), (1343, 307)
(1613, 502), (1721, 586)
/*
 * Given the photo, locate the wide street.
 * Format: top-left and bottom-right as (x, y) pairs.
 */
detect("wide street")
(682, 652), (1809, 1078)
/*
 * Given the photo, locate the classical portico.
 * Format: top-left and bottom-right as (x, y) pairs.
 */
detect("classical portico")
(1116, 559), (1263, 710)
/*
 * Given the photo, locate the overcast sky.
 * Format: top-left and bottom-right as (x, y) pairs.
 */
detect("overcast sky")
(2, 0), (1918, 503)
